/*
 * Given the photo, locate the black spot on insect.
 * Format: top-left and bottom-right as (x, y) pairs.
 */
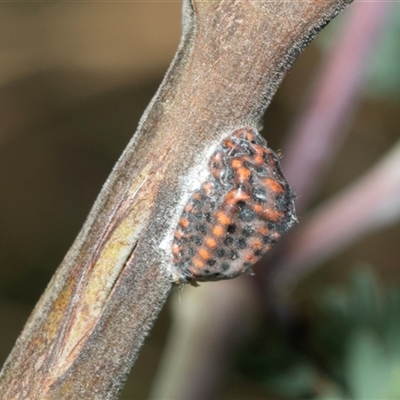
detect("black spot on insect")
(221, 263), (230, 271)
(207, 259), (217, 266)
(194, 212), (204, 220)
(275, 194), (289, 211)
(237, 238), (247, 249)
(239, 208), (255, 222)
(196, 224), (207, 234)
(263, 152), (272, 164)
(254, 166), (269, 177)
(205, 213), (213, 223)
(242, 226), (254, 237)
(236, 200), (246, 209)
(216, 248), (226, 258)
(263, 235), (278, 245)
(262, 235), (272, 244)
(247, 148), (256, 156)
(224, 237), (234, 246)
(191, 236), (203, 246)
(227, 224), (236, 234)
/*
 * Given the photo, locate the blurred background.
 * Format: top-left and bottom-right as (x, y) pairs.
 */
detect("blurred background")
(1, 1), (400, 399)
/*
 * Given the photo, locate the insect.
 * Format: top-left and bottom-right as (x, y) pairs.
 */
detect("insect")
(172, 127), (296, 284)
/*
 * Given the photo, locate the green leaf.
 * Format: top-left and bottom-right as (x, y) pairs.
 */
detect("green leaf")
(345, 329), (389, 399)
(347, 265), (381, 329)
(365, 3), (400, 100)
(265, 363), (318, 398)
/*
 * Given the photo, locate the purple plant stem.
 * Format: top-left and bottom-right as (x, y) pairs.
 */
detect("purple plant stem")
(274, 140), (400, 290)
(148, 280), (258, 400)
(267, 0), (393, 292)
(281, 0), (391, 214)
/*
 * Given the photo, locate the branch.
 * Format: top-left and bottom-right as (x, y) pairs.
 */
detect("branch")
(282, 0), (392, 213)
(0, 0), (352, 399)
(271, 0), (394, 291)
(274, 138), (400, 292)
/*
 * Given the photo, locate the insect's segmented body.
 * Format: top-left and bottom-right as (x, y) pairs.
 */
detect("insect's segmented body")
(172, 127), (296, 284)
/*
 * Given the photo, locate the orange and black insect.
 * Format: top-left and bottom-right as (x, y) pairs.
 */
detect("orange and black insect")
(172, 127), (296, 283)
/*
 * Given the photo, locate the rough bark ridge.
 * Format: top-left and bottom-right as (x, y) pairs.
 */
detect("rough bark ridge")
(0, 0), (352, 399)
